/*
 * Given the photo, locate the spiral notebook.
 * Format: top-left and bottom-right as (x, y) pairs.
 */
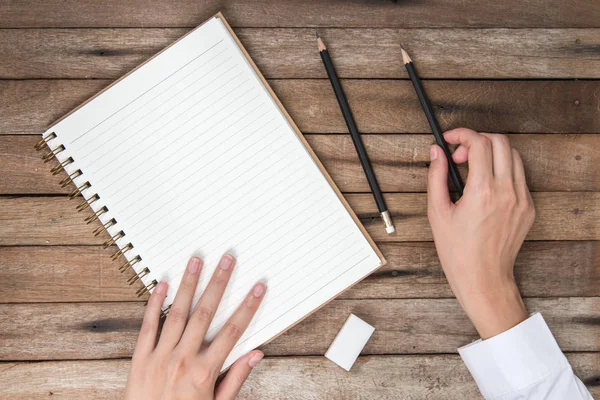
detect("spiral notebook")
(36, 13), (385, 371)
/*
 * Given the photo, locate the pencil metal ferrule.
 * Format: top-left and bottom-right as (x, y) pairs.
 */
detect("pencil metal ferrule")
(381, 210), (395, 234)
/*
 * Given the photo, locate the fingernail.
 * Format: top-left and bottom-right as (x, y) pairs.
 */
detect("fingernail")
(219, 254), (235, 270)
(155, 281), (167, 294)
(430, 145), (438, 161)
(188, 257), (201, 274)
(248, 351), (264, 368)
(252, 283), (266, 297)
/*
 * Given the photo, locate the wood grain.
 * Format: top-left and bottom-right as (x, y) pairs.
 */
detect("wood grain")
(0, 298), (597, 360)
(0, 354), (598, 399)
(1, 0), (599, 29)
(1, 29), (599, 79)
(1, 241), (598, 303)
(4, 133), (598, 195)
(3, 80), (598, 135)
(0, 193), (597, 245)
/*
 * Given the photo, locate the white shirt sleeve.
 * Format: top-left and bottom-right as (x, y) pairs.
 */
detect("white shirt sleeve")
(458, 313), (593, 400)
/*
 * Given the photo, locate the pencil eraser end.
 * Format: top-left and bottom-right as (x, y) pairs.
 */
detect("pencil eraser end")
(385, 225), (395, 234)
(325, 314), (375, 371)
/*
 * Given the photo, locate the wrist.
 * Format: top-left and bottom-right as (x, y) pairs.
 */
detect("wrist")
(457, 280), (528, 340)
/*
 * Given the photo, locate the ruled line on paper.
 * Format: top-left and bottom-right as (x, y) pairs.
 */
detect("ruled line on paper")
(107, 108), (275, 218)
(153, 152), (310, 266)
(86, 72), (250, 173)
(74, 49), (232, 153)
(113, 116), (280, 232)
(70, 39), (225, 144)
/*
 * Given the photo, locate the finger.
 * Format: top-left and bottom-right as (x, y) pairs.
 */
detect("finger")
(443, 128), (493, 186)
(134, 281), (167, 358)
(157, 257), (203, 350)
(427, 145), (452, 218)
(480, 133), (513, 181)
(206, 282), (266, 368)
(512, 149), (530, 202)
(178, 254), (236, 353)
(451, 145), (469, 164)
(215, 350), (263, 400)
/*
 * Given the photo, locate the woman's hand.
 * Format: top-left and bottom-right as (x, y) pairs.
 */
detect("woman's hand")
(125, 255), (266, 400)
(427, 128), (535, 339)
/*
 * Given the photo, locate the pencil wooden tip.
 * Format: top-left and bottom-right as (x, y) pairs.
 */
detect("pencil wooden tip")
(400, 45), (412, 64)
(317, 35), (326, 52)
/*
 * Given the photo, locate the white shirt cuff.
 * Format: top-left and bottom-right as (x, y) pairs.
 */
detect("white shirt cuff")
(458, 313), (570, 399)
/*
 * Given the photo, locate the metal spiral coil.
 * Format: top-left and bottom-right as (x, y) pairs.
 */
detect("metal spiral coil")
(93, 218), (117, 236)
(119, 255), (142, 273)
(111, 243), (133, 260)
(127, 267), (150, 285)
(50, 157), (74, 175)
(84, 206), (108, 224)
(161, 305), (172, 319)
(76, 194), (100, 212)
(69, 181), (91, 199)
(59, 169), (83, 188)
(103, 230), (124, 248)
(136, 279), (158, 297)
(34, 132), (57, 151)
(42, 145), (66, 162)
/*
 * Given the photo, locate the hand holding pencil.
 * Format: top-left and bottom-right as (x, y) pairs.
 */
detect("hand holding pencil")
(400, 44), (465, 197)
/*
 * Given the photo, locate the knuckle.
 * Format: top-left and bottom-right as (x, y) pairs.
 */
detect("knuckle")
(503, 192), (517, 210)
(479, 135), (492, 149)
(492, 134), (510, 148)
(478, 184), (494, 203)
(182, 275), (196, 288)
(212, 271), (227, 285)
(193, 306), (214, 324)
(167, 307), (187, 324)
(224, 322), (244, 341)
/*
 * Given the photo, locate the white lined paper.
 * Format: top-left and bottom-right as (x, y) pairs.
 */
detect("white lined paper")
(45, 16), (382, 371)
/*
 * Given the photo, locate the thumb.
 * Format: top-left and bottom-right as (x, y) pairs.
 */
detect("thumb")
(215, 350), (263, 400)
(427, 145), (452, 218)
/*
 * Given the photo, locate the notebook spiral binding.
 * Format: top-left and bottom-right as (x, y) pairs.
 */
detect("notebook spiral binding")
(35, 132), (165, 310)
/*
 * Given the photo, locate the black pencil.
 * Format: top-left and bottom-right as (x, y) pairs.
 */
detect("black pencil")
(400, 44), (464, 197)
(317, 33), (395, 234)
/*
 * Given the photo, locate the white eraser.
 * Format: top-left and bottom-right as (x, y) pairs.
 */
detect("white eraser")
(385, 225), (395, 234)
(325, 314), (375, 371)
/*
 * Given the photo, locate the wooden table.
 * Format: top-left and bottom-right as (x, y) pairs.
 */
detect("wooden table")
(1, 1), (599, 398)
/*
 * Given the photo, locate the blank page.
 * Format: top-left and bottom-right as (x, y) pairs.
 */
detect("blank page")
(45, 16), (383, 370)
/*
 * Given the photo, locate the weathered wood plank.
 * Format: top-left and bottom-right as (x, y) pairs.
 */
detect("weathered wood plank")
(1, 241), (598, 303)
(1, 0), (599, 29)
(0, 193), (597, 245)
(0, 29), (599, 79)
(3, 80), (598, 135)
(4, 134), (598, 195)
(0, 298), (597, 360)
(347, 192), (600, 243)
(0, 354), (598, 399)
